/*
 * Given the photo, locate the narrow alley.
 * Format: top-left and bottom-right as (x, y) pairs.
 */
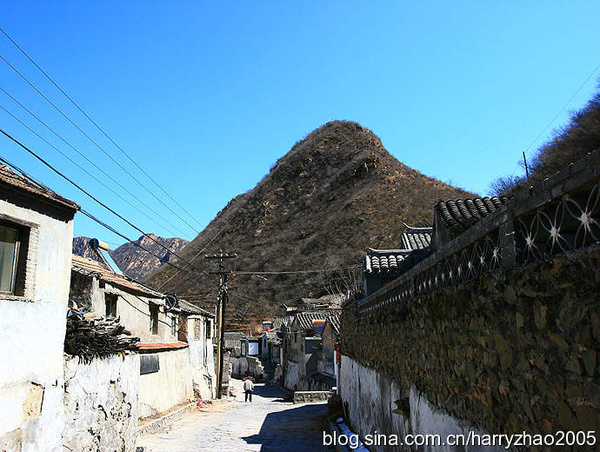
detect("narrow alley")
(137, 379), (331, 451)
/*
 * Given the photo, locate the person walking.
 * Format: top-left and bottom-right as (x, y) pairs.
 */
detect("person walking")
(243, 376), (254, 402)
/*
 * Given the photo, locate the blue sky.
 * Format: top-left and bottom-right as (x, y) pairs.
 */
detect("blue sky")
(1, 1), (599, 246)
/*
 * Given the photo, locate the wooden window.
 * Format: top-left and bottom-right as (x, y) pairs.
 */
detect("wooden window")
(0, 222), (29, 296)
(150, 303), (159, 335)
(140, 354), (159, 375)
(105, 293), (117, 318)
(171, 316), (177, 336)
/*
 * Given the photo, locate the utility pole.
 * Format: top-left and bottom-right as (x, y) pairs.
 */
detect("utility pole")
(205, 250), (237, 399)
(523, 151), (531, 183)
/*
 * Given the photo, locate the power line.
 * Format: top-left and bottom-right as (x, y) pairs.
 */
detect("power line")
(235, 266), (362, 275)
(156, 207), (243, 290)
(0, 25), (204, 230)
(523, 61), (600, 157)
(0, 50), (200, 235)
(0, 153), (212, 288)
(0, 100), (190, 238)
(0, 128), (212, 279)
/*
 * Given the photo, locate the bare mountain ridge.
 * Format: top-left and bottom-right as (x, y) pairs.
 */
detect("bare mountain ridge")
(145, 121), (473, 318)
(72, 234), (188, 281)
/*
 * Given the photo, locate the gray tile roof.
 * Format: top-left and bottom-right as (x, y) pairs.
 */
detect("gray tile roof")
(178, 299), (214, 317)
(401, 225), (433, 250)
(272, 315), (294, 331)
(0, 163), (79, 212)
(72, 254), (163, 299)
(365, 248), (412, 274)
(364, 248), (431, 275)
(435, 197), (510, 233)
(290, 310), (341, 336)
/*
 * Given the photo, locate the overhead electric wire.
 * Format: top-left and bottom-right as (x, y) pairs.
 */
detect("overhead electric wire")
(0, 85), (191, 238)
(0, 51), (200, 235)
(0, 128), (214, 279)
(235, 266), (362, 275)
(156, 211), (240, 290)
(0, 101), (189, 239)
(0, 26), (203, 230)
(0, 153), (212, 289)
(523, 61), (600, 157)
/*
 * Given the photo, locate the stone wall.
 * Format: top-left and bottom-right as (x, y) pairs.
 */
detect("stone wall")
(63, 354), (139, 452)
(342, 248), (600, 447)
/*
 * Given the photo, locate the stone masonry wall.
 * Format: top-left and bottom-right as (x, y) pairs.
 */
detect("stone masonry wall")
(342, 247), (600, 446)
(63, 354), (139, 452)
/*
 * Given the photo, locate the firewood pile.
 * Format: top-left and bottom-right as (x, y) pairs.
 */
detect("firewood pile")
(64, 311), (140, 362)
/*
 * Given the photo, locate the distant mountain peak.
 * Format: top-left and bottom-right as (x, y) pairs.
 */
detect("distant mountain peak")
(73, 234), (188, 281)
(146, 121), (473, 317)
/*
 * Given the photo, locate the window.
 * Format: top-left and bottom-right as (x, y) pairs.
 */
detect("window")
(105, 293), (117, 318)
(171, 316), (177, 336)
(150, 303), (159, 335)
(0, 222), (29, 296)
(140, 354), (160, 375)
(205, 319), (211, 339)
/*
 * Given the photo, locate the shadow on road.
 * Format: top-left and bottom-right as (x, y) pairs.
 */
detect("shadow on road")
(253, 383), (293, 402)
(242, 403), (331, 451)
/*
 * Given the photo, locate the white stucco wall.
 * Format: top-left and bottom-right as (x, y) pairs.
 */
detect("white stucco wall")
(340, 356), (505, 452)
(284, 361), (301, 391)
(63, 354), (140, 452)
(138, 348), (194, 418)
(0, 200), (74, 452)
(89, 283), (176, 343)
(188, 340), (215, 399)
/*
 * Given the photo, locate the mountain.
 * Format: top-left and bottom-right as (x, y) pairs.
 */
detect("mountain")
(72, 234), (188, 281)
(145, 121), (473, 320)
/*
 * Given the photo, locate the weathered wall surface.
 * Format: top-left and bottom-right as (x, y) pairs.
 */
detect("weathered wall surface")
(138, 349), (193, 418)
(341, 356), (505, 452)
(342, 248), (600, 447)
(189, 340), (215, 399)
(63, 355), (139, 452)
(88, 281), (177, 343)
(231, 356), (265, 379)
(0, 200), (74, 451)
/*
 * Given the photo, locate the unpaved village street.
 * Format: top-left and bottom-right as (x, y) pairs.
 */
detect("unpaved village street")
(137, 379), (331, 451)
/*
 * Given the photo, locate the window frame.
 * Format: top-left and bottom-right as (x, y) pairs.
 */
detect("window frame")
(0, 220), (30, 297)
(149, 302), (159, 335)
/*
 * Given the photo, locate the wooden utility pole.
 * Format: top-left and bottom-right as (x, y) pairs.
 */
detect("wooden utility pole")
(205, 250), (237, 399)
(523, 151), (531, 183)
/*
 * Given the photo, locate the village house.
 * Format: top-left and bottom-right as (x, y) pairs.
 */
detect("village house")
(0, 163), (79, 451)
(282, 309), (341, 391)
(69, 251), (216, 418)
(317, 319), (341, 389)
(363, 224), (432, 296)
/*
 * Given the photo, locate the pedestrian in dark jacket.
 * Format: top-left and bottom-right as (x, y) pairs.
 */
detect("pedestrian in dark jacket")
(243, 376), (254, 402)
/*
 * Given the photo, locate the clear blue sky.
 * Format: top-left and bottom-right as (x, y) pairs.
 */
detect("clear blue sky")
(1, 1), (599, 246)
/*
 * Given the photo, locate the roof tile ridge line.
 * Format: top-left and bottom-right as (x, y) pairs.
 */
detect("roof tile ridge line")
(360, 202), (514, 307)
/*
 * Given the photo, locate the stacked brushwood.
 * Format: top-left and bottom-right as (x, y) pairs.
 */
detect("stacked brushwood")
(64, 311), (140, 363)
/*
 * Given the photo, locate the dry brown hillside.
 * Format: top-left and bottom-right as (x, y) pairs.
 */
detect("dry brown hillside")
(145, 121), (473, 321)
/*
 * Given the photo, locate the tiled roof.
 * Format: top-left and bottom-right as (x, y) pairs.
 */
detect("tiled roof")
(364, 248), (431, 275)
(0, 163), (79, 212)
(178, 299), (214, 317)
(264, 331), (282, 345)
(401, 225), (433, 250)
(290, 310), (341, 336)
(72, 254), (163, 299)
(435, 197), (510, 233)
(137, 341), (189, 353)
(365, 248), (412, 274)
(273, 315), (294, 331)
